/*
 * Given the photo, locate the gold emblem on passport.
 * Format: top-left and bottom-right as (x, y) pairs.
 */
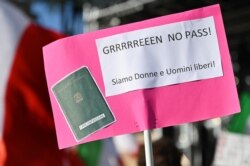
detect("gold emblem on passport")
(73, 92), (83, 103)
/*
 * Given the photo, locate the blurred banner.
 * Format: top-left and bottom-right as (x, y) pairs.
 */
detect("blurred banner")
(213, 90), (250, 166)
(43, 4), (240, 149)
(0, 1), (85, 165)
(213, 131), (250, 166)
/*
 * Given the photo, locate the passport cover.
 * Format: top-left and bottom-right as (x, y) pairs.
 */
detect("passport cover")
(52, 67), (115, 141)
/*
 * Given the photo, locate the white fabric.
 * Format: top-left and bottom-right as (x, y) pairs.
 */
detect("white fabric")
(0, 1), (30, 137)
(113, 134), (138, 154)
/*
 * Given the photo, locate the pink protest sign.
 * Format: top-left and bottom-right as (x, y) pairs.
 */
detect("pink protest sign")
(43, 4), (240, 149)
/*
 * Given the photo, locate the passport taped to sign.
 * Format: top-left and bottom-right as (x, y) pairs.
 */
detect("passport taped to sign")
(52, 66), (116, 141)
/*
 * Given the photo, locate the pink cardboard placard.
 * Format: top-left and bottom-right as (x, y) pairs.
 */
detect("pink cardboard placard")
(43, 4), (240, 149)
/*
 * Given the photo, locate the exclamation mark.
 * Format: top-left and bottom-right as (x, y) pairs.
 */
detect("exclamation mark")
(208, 27), (211, 35)
(213, 61), (215, 67)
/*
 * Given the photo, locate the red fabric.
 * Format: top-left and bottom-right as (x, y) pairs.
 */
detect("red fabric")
(0, 139), (6, 166)
(3, 23), (84, 166)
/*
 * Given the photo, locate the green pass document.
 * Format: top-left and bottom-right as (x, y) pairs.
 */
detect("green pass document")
(52, 67), (116, 141)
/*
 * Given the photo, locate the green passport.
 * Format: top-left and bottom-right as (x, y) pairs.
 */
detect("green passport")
(52, 67), (115, 141)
